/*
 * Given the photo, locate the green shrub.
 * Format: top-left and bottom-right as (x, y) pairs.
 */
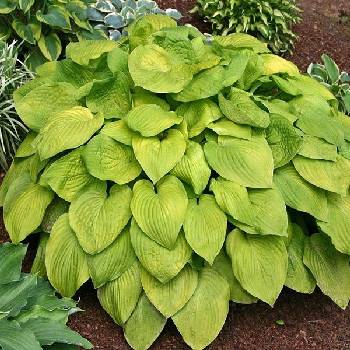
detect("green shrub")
(0, 242), (92, 349)
(2, 14), (350, 350)
(87, 0), (182, 40)
(308, 54), (350, 115)
(0, 40), (32, 171)
(192, 0), (301, 54)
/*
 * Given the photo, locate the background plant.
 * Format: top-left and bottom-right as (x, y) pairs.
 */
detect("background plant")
(192, 0), (301, 54)
(308, 54), (350, 115)
(1, 14), (350, 350)
(87, 0), (182, 40)
(0, 40), (32, 171)
(0, 242), (92, 349)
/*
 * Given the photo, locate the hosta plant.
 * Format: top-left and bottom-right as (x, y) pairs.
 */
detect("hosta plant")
(0, 40), (32, 171)
(308, 54), (350, 115)
(87, 0), (182, 40)
(192, 0), (301, 54)
(2, 14), (350, 350)
(0, 242), (92, 349)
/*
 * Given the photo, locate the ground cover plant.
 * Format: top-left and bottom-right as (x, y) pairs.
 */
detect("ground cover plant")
(0, 242), (92, 349)
(1, 14), (350, 350)
(192, 0), (301, 54)
(0, 40), (32, 171)
(308, 54), (350, 115)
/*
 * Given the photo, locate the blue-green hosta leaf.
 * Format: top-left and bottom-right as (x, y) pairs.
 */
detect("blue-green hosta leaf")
(172, 267), (230, 350)
(40, 148), (103, 202)
(69, 184), (132, 254)
(204, 136), (274, 188)
(218, 89), (270, 128)
(290, 95), (344, 146)
(33, 107), (104, 160)
(175, 99), (222, 138)
(36, 5), (71, 30)
(213, 33), (269, 53)
(128, 14), (177, 50)
(15, 132), (37, 158)
(101, 120), (137, 146)
(285, 223), (316, 293)
(303, 233), (350, 309)
(210, 177), (254, 226)
(66, 40), (117, 65)
(132, 88), (170, 111)
(87, 227), (137, 288)
(207, 118), (251, 140)
(293, 155), (350, 195)
(15, 82), (78, 131)
(126, 104), (182, 136)
(266, 114), (302, 168)
(31, 233), (49, 278)
(171, 141), (211, 195)
(4, 173), (53, 243)
(124, 293), (167, 350)
(318, 193), (350, 255)
(0, 320), (41, 350)
(298, 135), (338, 161)
(184, 195), (227, 264)
(97, 261), (142, 326)
(41, 199), (69, 234)
(212, 251), (257, 304)
(131, 176), (187, 249)
(273, 164), (328, 221)
(261, 54), (299, 76)
(132, 129), (186, 184)
(128, 44), (193, 93)
(21, 318), (92, 348)
(226, 229), (288, 306)
(141, 265), (198, 317)
(86, 74), (131, 119)
(83, 134), (141, 185)
(45, 214), (89, 298)
(0, 243), (27, 284)
(130, 220), (192, 283)
(38, 33), (61, 61)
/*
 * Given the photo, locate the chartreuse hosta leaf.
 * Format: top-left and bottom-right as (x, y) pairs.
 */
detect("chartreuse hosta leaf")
(298, 135), (338, 161)
(128, 44), (193, 93)
(31, 233), (49, 278)
(45, 214), (89, 298)
(132, 88), (171, 111)
(101, 120), (138, 146)
(88, 227), (137, 288)
(40, 148), (103, 202)
(15, 82), (79, 131)
(133, 129), (186, 184)
(130, 220), (191, 283)
(204, 135), (274, 188)
(226, 229), (288, 306)
(15, 132), (37, 158)
(98, 261), (142, 326)
(261, 54), (299, 76)
(214, 33), (269, 53)
(141, 265), (198, 317)
(218, 89), (270, 128)
(131, 176), (188, 249)
(284, 223), (316, 294)
(184, 195), (227, 264)
(4, 173), (53, 243)
(171, 141), (211, 195)
(172, 267), (230, 350)
(266, 114), (303, 168)
(176, 99), (222, 138)
(126, 104), (182, 137)
(273, 164), (329, 221)
(303, 233), (350, 309)
(41, 198), (69, 233)
(293, 155), (350, 195)
(69, 184), (132, 254)
(317, 193), (350, 255)
(212, 251), (257, 304)
(33, 107), (104, 160)
(124, 293), (167, 350)
(207, 118), (252, 140)
(83, 134), (142, 185)
(0, 243), (27, 284)
(66, 40), (117, 66)
(86, 73), (131, 119)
